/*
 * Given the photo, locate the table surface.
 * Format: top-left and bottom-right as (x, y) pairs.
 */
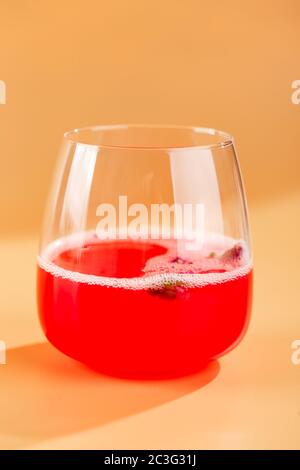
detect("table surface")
(1, 191), (300, 450)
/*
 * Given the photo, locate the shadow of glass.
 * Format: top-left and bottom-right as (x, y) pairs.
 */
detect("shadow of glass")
(0, 343), (219, 449)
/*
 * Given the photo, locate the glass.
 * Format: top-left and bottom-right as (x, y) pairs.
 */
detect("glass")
(37, 125), (253, 379)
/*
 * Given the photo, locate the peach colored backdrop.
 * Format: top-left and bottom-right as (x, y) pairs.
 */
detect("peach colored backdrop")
(0, 0), (299, 234)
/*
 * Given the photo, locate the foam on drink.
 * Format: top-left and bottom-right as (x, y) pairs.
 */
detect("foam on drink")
(38, 231), (252, 290)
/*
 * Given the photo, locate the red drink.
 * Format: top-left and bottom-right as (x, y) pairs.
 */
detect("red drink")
(37, 234), (252, 378)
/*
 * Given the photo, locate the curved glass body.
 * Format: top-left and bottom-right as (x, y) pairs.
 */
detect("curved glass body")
(37, 125), (252, 378)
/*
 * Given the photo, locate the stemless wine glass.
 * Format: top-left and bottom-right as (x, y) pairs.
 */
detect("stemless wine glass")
(37, 125), (253, 379)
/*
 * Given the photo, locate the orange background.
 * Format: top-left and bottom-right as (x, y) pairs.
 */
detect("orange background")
(0, 0), (300, 450)
(0, 0), (300, 234)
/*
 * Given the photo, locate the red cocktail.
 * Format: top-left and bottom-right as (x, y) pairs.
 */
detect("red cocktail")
(37, 125), (253, 378)
(38, 234), (252, 378)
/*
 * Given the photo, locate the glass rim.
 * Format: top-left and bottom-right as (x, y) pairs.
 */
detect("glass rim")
(63, 124), (234, 151)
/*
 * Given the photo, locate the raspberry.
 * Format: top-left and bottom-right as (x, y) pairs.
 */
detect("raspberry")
(221, 243), (243, 264)
(149, 282), (189, 300)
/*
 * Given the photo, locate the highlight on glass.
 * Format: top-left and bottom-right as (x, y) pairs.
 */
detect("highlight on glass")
(37, 125), (253, 378)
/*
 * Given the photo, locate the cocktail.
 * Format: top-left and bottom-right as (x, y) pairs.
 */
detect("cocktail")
(37, 125), (252, 378)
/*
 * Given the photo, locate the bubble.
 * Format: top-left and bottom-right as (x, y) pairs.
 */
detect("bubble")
(38, 232), (252, 290)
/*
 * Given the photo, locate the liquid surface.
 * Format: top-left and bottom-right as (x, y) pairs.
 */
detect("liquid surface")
(37, 234), (253, 378)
